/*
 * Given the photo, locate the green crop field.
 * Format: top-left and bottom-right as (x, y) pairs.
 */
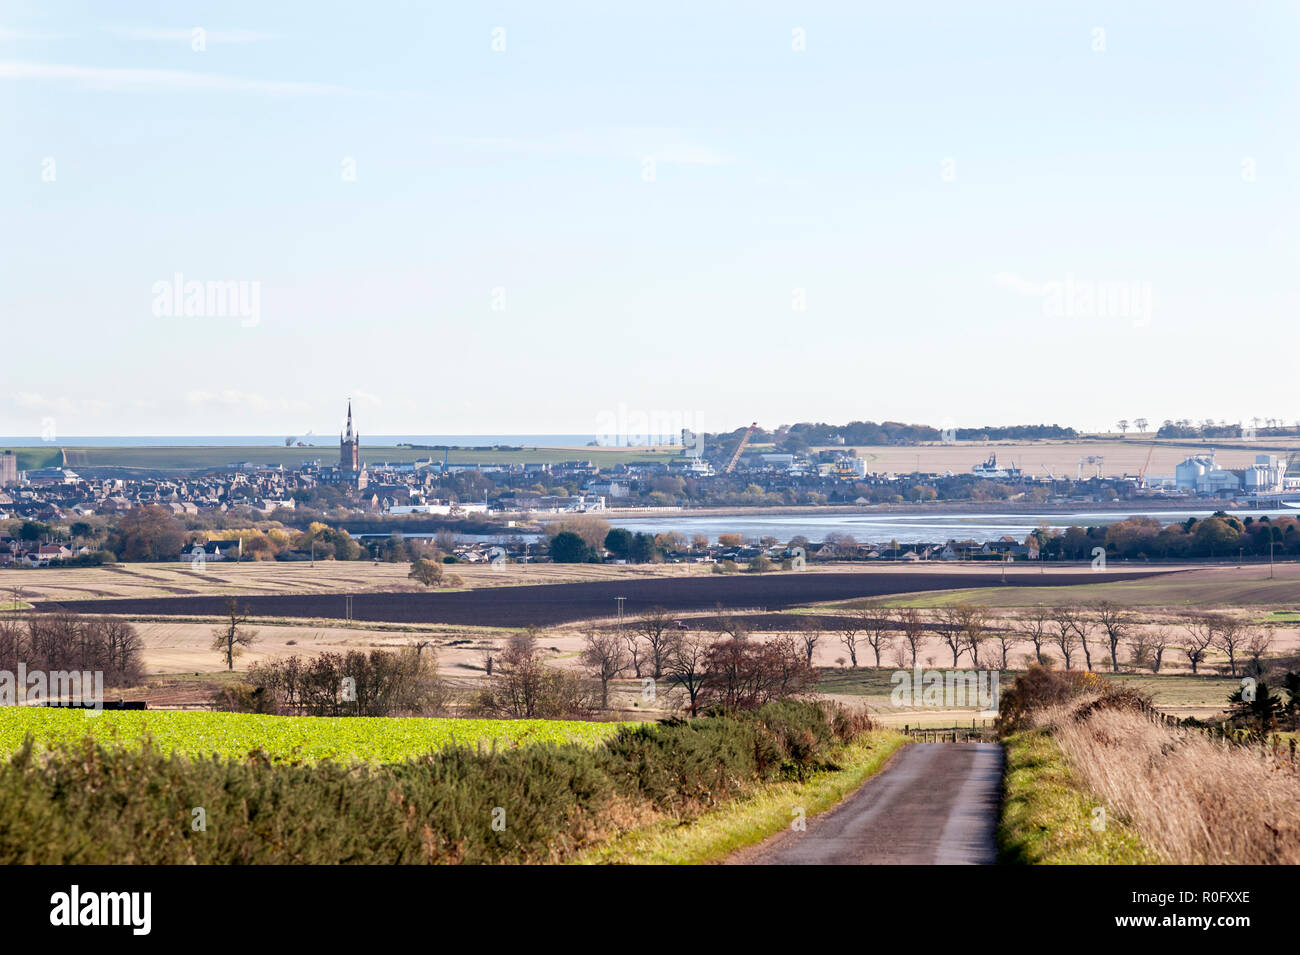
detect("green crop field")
(1, 447), (63, 470)
(0, 709), (633, 764)
(46, 444), (675, 471)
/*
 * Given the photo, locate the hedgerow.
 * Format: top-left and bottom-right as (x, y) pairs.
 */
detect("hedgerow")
(0, 700), (871, 864)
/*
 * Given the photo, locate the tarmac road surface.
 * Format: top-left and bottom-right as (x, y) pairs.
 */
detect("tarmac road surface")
(731, 742), (1003, 865)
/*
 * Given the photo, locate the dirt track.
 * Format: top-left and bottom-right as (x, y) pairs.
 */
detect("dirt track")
(730, 743), (1003, 865)
(34, 570), (1167, 627)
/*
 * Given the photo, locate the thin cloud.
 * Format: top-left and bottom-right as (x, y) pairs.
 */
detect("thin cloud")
(11, 392), (110, 416)
(0, 28), (72, 40)
(184, 391), (313, 414)
(437, 129), (732, 167)
(108, 26), (275, 45)
(992, 271), (1048, 297)
(0, 60), (349, 95)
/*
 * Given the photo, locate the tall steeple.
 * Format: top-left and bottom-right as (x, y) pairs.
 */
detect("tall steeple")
(344, 398), (354, 442)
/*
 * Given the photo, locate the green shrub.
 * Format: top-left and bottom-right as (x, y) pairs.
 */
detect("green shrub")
(0, 700), (870, 864)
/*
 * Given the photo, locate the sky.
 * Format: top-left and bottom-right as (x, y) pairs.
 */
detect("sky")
(2, 1), (1297, 440)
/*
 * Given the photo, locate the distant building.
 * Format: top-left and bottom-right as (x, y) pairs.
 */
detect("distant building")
(0, 451), (16, 487)
(321, 400), (368, 490)
(25, 467), (80, 485)
(1174, 452), (1241, 495)
(1244, 454), (1286, 493)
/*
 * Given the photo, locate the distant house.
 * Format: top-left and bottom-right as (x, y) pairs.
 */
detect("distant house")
(23, 544), (72, 567)
(178, 540), (240, 562)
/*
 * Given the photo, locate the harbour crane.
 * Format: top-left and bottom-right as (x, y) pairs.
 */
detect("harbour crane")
(724, 422), (758, 474)
(1137, 443), (1155, 488)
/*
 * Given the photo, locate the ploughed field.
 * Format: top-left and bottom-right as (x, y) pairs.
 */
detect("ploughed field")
(36, 569), (1170, 627)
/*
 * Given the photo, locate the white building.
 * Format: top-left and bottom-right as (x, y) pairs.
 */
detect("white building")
(1244, 454), (1286, 493)
(1175, 452), (1242, 495)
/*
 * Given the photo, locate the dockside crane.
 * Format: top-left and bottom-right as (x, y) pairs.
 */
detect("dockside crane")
(1137, 443), (1155, 488)
(724, 421), (758, 474)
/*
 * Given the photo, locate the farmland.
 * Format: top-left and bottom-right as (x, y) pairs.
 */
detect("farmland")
(0, 708), (629, 764)
(34, 568), (1171, 628)
(48, 443), (675, 471)
(829, 436), (1300, 478)
(838, 562), (1300, 609)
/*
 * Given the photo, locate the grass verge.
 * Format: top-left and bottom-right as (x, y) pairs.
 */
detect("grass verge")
(574, 730), (907, 864)
(998, 728), (1157, 864)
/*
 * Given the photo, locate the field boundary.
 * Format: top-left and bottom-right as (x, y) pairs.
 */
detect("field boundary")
(573, 731), (907, 865)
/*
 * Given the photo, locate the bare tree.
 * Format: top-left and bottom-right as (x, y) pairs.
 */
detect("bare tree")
(635, 607), (675, 680)
(897, 607), (925, 667)
(858, 604), (895, 668)
(622, 629), (646, 679)
(834, 614), (863, 668)
(1212, 616), (1248, 677)
(798, 623), (822, 665)
(1067, 607), (1097, 671)
(1180, 615), (1217, 675)
(988, 621), (1019, 671)
(1093, 601), (1131, 673)
(1014, 605), (1051, 664)
(1050, 605), (1079, 669)
(581, 630), (627, 708)
(935, 605), (988, 667)
(211, 598), (258, 671)
(1242, 628), (1274, 677)
(477, 629), (593, 718)
(1148, 626), (1170, 673)
(666, 631), (712, 716)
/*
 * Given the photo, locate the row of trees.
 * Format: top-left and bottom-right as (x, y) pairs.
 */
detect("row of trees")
(471, 617), (815, 717)
(0, 612), (143, 687)
(808, 601), (1273, 676)
(578, 609), (814, 713)
(229, 647), (446, 716)
(1032, 514), (1300, 561)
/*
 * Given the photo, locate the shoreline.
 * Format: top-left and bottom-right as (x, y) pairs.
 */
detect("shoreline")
(598, 499), (1276, 520)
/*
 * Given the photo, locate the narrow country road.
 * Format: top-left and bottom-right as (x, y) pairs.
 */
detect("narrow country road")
(731, 743), (1003, 865)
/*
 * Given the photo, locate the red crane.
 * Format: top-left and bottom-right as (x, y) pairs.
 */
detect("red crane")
(724, 422), (758, 474)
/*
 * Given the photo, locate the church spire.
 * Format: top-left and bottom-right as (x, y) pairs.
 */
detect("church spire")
(345, 398), (354, 441)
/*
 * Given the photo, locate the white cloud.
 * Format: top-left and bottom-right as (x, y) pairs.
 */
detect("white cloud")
(10, 392), (110, 416)
(0, 60), (349, 95)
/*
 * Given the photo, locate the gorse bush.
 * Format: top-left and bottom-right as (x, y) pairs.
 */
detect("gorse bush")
(996, 663), (1148, 732)
(0, 700), (871, 864)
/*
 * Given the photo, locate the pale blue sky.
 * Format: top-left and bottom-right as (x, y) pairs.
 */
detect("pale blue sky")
(2, 1), (1297, 438)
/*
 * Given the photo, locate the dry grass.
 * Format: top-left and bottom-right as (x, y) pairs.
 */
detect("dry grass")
(1039, 702), (1300, 864)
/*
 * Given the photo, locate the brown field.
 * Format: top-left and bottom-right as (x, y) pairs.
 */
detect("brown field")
(9, 560), (1296, 719)
(0, 558), (714, 604)
(829, 437), (1300, 477)
(3, 557), (1180, 605)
